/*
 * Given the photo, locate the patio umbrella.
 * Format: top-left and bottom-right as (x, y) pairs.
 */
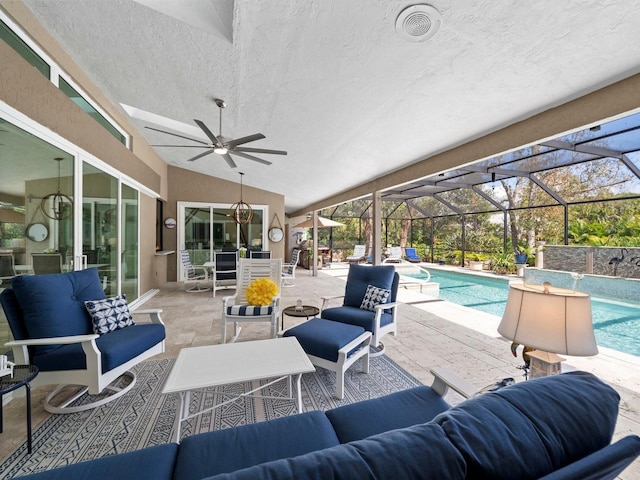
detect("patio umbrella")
(293, 216), (345, 228)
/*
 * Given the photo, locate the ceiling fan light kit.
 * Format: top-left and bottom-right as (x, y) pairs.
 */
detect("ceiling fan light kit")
(147, 98), (287, 168)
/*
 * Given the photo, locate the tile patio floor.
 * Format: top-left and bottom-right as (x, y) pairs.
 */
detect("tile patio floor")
(1, 263), (638, 477)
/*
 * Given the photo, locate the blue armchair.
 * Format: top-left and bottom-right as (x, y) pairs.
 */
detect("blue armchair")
(321, 264), (399, 356)
(1, 268), (165, 413)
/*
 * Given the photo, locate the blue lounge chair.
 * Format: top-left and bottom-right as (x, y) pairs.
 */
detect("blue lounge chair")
(404, 247), (421, 263)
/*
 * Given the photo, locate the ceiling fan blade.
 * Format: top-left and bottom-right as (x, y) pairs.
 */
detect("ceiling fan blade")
(186, 149), (215, 162)
(194, 119), (223, 146)
(226, 133), (265, 147)
(233, 146), (287, 155)
(145, 126), (209, 145)
(231, 151), (272, 166)
(222, 153), (237, 169)
(151, 144), (210, 148)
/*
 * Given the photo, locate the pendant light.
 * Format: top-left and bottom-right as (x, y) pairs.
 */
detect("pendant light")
(41, 157), (73, 220)
(229, 172), (253, 224)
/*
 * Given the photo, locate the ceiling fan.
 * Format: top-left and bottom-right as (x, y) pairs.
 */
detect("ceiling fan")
(147, 98), (286, 168)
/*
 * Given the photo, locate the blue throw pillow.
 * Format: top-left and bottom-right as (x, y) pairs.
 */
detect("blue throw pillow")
(85, 294), (135, 335)
(359, 284), (391, 311)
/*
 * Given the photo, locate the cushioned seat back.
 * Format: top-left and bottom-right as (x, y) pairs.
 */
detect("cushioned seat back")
(433, 371), (620, 479)
(174, 411), (340, 480)
(6, 268), (106, 355)
(205, 422), (466, 480)
(343, 264), (396, 308)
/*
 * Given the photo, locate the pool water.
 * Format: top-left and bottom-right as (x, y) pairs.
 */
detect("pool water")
(406, 269), (640, 357)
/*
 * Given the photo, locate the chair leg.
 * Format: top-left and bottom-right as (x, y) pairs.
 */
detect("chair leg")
(222, 319), (227, 344)
(229, 322), (242, 343)
(186, 281), (210, 293)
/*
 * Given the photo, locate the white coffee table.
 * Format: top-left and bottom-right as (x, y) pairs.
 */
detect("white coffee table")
(162, 337), (315, 441)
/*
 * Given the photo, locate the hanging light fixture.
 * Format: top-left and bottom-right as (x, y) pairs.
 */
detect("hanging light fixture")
(41, 157), (73, 220)
(229, 172), (253, 224)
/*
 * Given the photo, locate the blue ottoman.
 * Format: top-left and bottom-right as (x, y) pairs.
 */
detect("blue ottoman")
(284, 318), (371, 399)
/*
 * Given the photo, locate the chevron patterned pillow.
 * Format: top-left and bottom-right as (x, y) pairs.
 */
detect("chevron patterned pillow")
(360, 284), (391, 312)
(85, 294), (135, 335)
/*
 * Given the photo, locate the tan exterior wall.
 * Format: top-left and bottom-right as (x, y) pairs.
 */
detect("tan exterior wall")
(165, 165), (285, 281)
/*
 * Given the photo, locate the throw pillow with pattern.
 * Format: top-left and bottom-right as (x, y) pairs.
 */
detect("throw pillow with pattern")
(85, 294), (135, 335)
(360, 284), (391, 312)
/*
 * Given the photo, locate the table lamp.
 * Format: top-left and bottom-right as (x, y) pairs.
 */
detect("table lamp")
(498, 282), (598, 379)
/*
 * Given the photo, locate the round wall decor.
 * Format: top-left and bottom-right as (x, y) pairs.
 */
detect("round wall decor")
(268, 227), (284, 243)
(26, 223), (49, 242)
(164, 217), (177, 229)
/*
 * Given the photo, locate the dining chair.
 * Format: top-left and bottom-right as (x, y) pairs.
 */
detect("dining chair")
(31, 253), (63, 274)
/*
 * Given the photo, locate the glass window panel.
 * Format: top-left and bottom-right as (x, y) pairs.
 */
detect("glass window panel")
(185, 207), (211, 265)
(121, 184), (138, 300)
(0, 19), (50, 78)
(0, 117), (74, 346)
(59, 77), (126, 145)
(83, 162), (118, 294)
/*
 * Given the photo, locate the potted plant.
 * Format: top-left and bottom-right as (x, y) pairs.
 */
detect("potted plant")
(514, 247), (528, 265)
(467, 253), (484, 271)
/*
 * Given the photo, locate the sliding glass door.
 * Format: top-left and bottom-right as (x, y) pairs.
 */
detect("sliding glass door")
(178, 202), (268, 280)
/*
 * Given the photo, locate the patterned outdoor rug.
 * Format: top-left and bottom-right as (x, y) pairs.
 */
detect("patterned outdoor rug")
(1, 354), (421, 478)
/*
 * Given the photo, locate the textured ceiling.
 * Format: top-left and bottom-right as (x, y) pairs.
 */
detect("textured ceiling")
(21, 0), (640, 213)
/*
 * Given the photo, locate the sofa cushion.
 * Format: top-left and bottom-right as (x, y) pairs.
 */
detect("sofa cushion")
(32, 323), (166, 373)
(11, 269), (106, 354)
(205, 422), (466, 480)
(16, 443), (178, 480)
(173, 411), (339, 480)
(433, 371), (620, 480)
(343, 264), (395, 308)
(326, 385), (450, 443)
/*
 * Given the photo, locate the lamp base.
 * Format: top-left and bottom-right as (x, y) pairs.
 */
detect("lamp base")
(528, 350), (565, 379)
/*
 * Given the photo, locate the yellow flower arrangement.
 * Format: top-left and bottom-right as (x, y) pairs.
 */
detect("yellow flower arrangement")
(246, 277), (279, 306)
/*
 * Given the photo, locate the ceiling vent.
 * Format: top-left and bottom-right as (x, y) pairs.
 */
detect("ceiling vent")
(395, 4), (442, 43)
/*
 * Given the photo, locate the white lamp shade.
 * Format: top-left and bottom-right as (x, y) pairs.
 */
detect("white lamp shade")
(498, 284), (598, 356)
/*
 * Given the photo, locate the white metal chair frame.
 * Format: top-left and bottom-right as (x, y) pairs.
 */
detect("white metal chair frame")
(221, 258), (282, 343)
(281, 249), (301, 287)
(180, 250), (210, 292)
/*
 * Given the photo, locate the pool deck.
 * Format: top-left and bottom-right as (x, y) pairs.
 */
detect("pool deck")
(1, 262), (638, 477)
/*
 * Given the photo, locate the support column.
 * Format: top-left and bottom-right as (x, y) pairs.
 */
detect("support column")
(312, 210), (318, 277)
(372, 191), (382, 265)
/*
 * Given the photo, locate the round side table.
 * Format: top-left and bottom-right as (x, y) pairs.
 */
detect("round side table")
(281, 305), (320, 330)
(1, 365), (39, 454)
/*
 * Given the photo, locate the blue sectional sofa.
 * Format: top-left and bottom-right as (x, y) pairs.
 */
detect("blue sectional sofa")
(20, 371), (640, 480)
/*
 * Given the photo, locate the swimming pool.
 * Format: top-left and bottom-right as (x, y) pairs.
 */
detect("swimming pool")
(405, 268), (640, 357)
